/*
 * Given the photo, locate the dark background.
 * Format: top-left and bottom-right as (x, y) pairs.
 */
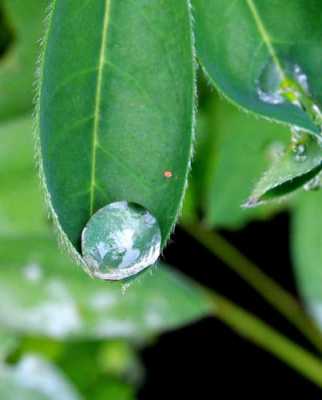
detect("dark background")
(139, 213), (321, 398)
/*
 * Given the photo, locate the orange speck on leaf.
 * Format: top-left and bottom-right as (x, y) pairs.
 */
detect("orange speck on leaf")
(164, 170), (173, 178)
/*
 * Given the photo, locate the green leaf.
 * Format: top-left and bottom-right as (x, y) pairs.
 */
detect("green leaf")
(0, 355), (82, 400)
(0, 115), (47, 235)
(90, 378), (135, 400)
(55, 341), (141, 398)
(292, 190), (322, 330)
(0, 331), (18, 361)
(186, 94), (289, 229)
(0, 0), (46, 120)
(192, 0), (322, 134)
(38, 1), (195, 259)
(246, 135), (322, 207)
(0, 235), (210, 340)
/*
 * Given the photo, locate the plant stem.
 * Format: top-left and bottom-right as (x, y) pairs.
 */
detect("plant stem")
(183, 222), (322, 353)
(207, 292), (322, 388)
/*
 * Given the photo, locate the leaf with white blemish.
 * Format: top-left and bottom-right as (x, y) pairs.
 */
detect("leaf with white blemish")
(0, 236), (210, 339)
(0, 355), (82, 400)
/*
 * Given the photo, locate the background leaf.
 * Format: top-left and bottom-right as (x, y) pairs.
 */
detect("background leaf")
(0, 235), (210, 340)
(0, 355), (82, 400)
(183, 92), (290, 229)
(0, 331), (18, 361)
(192, 0), (322, 133)
(292, 190), (322, 330)
(38, 0), (195, 254)
(0, 0), (46, 119)
(247, 135), (322, 207)
(0, 115), (46, 235)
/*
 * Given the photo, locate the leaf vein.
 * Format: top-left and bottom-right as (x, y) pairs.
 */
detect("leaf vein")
(89, 0), (111, 216)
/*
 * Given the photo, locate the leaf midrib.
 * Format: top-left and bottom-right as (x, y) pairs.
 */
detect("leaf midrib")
(90, 0), (111, 216)
(245, 0), (286, 80)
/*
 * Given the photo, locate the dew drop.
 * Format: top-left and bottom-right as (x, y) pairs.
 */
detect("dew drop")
(257, 60), (308, 106)
(304, 172), (322, 192)
(257, 60), (284, 105)
(257, 58), (322, 136)
(291, 126), (307, 162)
(81, 201), (161, 281)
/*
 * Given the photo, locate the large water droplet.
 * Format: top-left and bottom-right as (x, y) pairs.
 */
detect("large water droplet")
(81, 201), (161, 281)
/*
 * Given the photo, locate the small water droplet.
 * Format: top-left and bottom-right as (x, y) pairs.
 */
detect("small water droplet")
(81, 201), (161, 281)
(291, 126), (307, 162)
(304, 172), (322, 192)
(242, 196), (259, 209)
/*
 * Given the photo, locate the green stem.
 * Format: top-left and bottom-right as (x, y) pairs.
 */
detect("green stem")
(207, 292), (322, 388)
(183, 222), (322, 353)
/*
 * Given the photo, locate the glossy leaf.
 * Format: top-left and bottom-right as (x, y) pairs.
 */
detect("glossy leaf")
(292, 191), (322, 330)
(246, 135), (322, 207)
(38, 0), (195, 258)
(0, 0), (46, 119)
(0, 116), (47, 235)
(193, 0), (322, 133)
(0, 236), (210, 340)
(0, 355), (82, 400)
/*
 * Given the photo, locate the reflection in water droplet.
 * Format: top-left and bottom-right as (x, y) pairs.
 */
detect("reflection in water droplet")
(257, 59), (322, 135)
(81, 201), (161, 281)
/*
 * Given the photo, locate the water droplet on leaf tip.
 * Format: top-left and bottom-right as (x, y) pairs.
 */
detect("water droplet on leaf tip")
(81, 201), (161, 281)
(304, 173), (322, 192)
(241, 197), (258, 209)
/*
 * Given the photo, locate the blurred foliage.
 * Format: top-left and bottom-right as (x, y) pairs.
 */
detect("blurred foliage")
(183, 77), (291, 228)
(1, 0), (322, 397)
(0, 0), (47, 119)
